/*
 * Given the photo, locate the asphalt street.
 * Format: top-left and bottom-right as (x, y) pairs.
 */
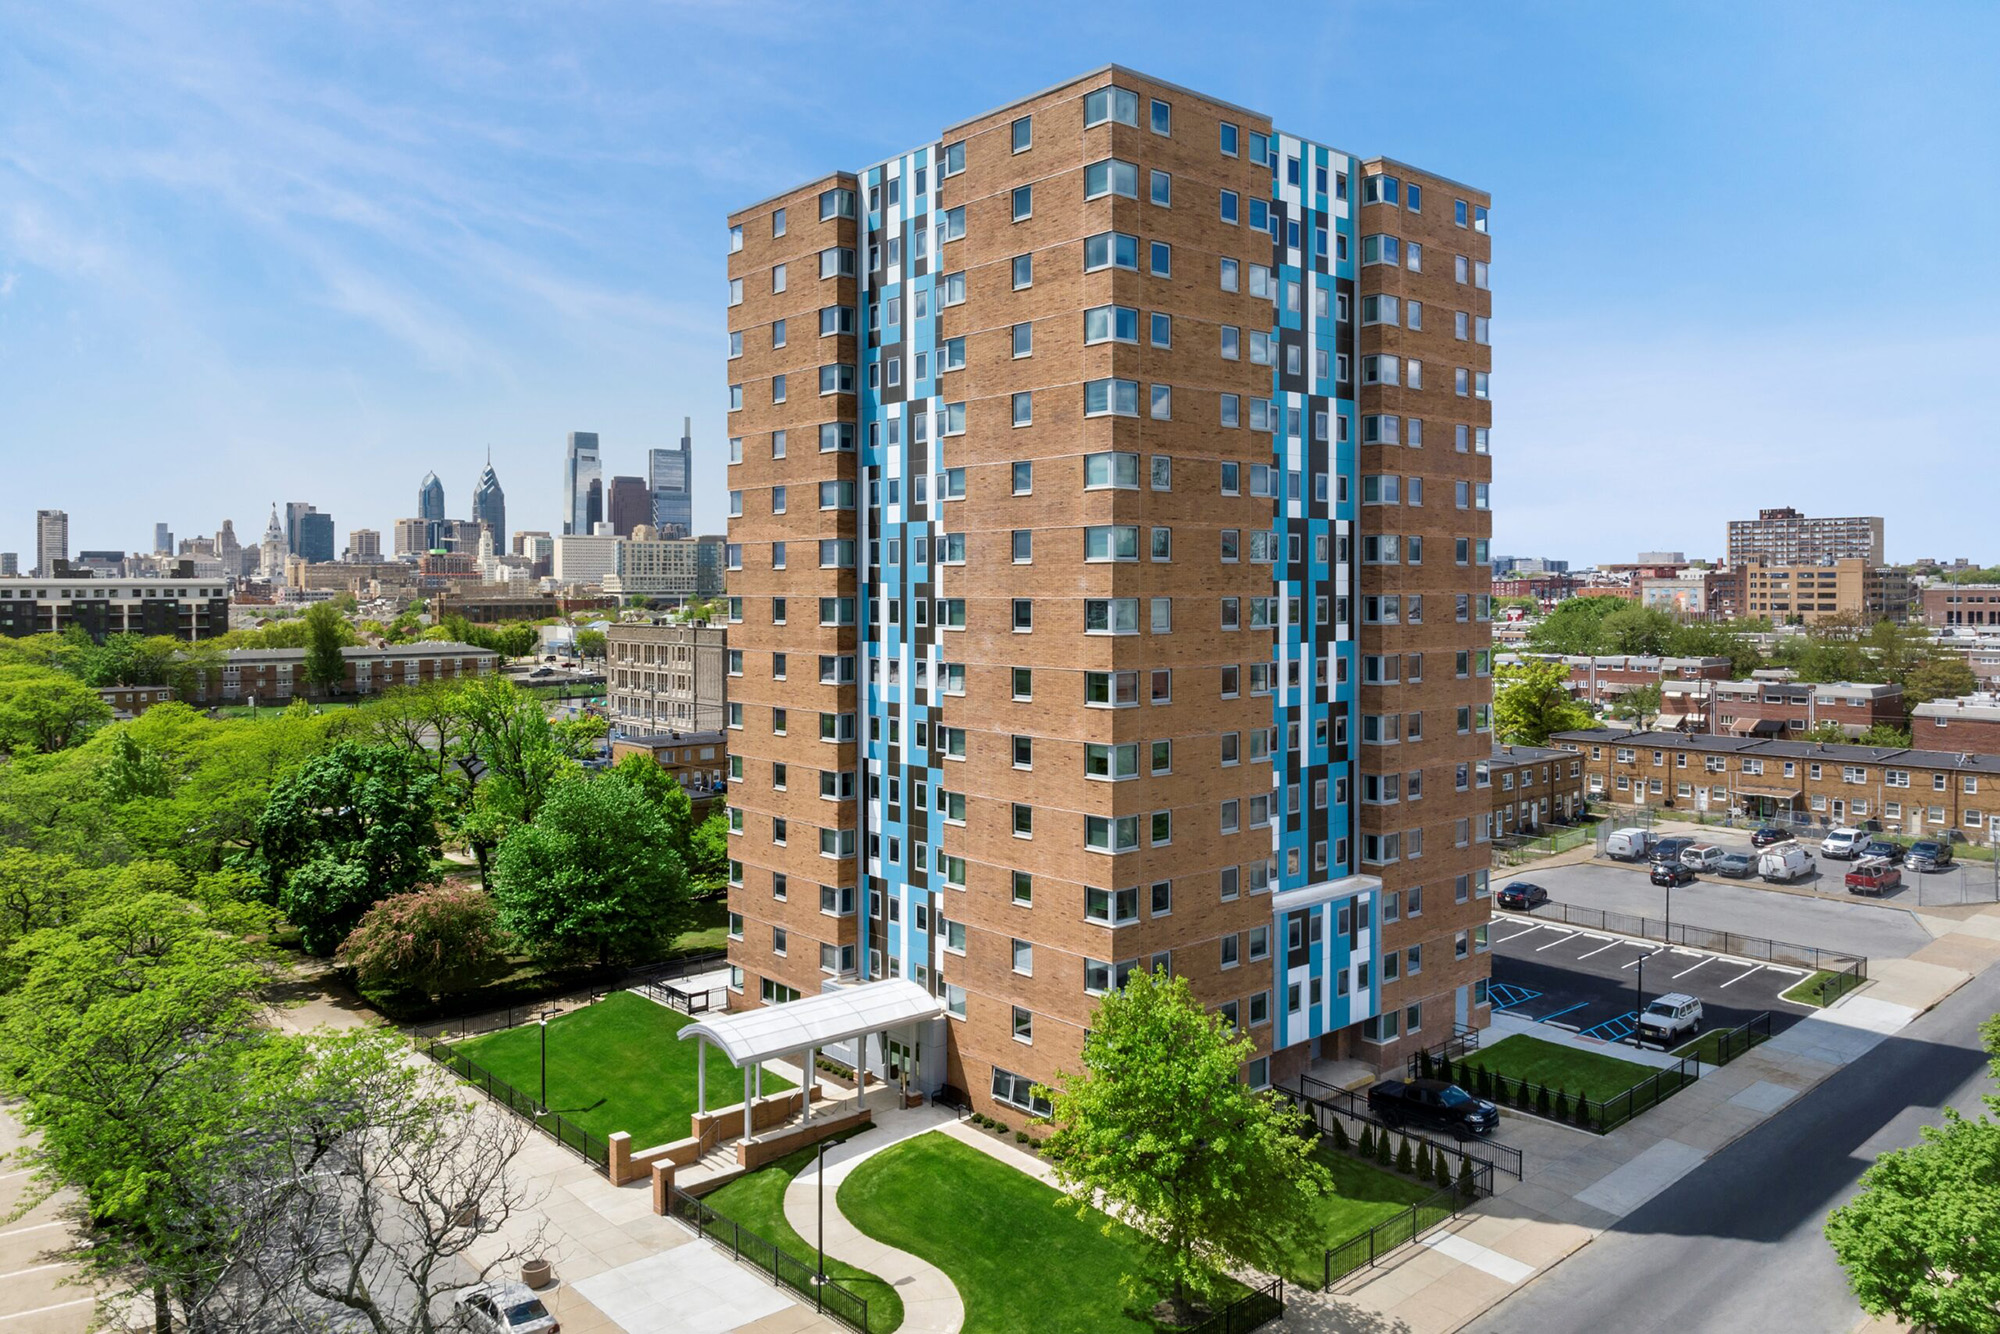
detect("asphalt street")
(1503, 862), (1936, 960)
(1467, 950), (2000, 1334)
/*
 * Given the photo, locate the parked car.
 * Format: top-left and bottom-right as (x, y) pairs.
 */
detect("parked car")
(1680, 844), (1727, 874)
(1908, 839), (1956, 872)
(1652, 836), (1697, 865)
(1604, 828), (1657, 862)
(1860, 838), (1905, 865)
(1759, 845), (1816, 883)
(1845, 858), (1902, 896)
(1651, 860), (1695, 887)
(1822, 827), (1870, 860)
(1636, 993), (1704, 1047)
(1751, 825), (1794, 848)
(1717, 852), (1755, 878)
(1498, 881), (1550, 910)
(456, 1283), (558, 1334)
(1366, 1079), (1500, 1140)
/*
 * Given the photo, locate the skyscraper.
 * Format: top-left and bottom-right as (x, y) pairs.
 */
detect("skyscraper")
(347, 529), (382, 561)
(154, 523), (174, 555)
(0, 553), (16, 578)
(472, 453), (507, 551)
(650, 417), (695, 537)
(35, 510), (68, 577)
(585, 478), (604, 534)
(419, 471), (447, 551)
(722, 68), (1494, 1114)
(296, 511), (335, 565)
(607, 475), (651, 537)
(216, 520), (243, 577)
(563, 432), (602, 536)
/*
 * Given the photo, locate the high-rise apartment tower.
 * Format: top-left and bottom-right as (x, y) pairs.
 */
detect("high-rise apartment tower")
(723, 68), (1494, 1116)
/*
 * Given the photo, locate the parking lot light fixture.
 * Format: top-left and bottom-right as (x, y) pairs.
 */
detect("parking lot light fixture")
(1631, 951), (1645, 1049)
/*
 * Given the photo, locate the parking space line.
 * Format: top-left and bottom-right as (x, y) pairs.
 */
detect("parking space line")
(1721, 964), (1765, 988)
(0, 1298), (93, 1324)
(1765, 965), (1807, 977)
(1494, 924), (1544, 944)
(1536, 1001), (1592, 1026)
(1534, 931), (1580, 952)
(0, 1221), (63, 1240)
(1672, 958), (1711, 980)
(1619, 947), (1665, 969)
(1575, 939), (1623, 960)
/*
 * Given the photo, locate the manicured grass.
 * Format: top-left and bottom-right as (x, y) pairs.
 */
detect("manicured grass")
(1460, 1034), (1656, 1103)
(213, 699), (361, 718)
(1782, 968), (1858, 1008)
(449, 990), (790, 1148)
(839, 1132), (1244, 1333)
(702, 1127), (904, 1333)
(1672, 1023), (1771, 1063)
(1272, 1145), (1437, 1288)
(665, 897), (730, 959)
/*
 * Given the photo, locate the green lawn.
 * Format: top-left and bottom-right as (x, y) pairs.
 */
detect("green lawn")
(1672, 1023), (1771, 1063)
(213, 699), (362, 718)
(702, 1128), (904, 1333)
(1460, 1034), (1655, 1102)
(1272, 1146), (1436, 1288)
(839, 1132), (1244, 1333)
(665, 897), (730, 960)
(449, 990), (791, 1148)
(1781, 969), (1858, 1008)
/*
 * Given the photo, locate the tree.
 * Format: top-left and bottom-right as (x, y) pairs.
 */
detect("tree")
(1800, 721), (1850, 745)
(453, 675), (577, 825)
(612, 751), (696, 859)
(0, 663), (113, 754)
(489, 773), (692, 967)
(1523, 596), (1631, 655)
(686, 811), (731, 890)
(1858, 723), (1915, 748)
(1035, 969), (1333, 1320)
(1599, 605), (1677, 656)
(1903, 654), (1977, 706)
(1826, 1016), (2000, 1332)
(335, 884), (508, 1002)
(253, 742), (442, 953)
(1610, 682), (1664, 728)
(1493, 661), (1595, 746)
(302, 601), (350, 694)
(574, 628), (607, 661)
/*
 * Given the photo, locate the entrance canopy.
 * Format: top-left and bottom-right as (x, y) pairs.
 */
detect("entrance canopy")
(1738, 783), (1803, 801)
(678, 979), (942, 1067)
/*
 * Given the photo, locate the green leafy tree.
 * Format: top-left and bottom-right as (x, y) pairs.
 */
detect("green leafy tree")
(1610, 682), (1664, 728)
(1799, 721), (1850, 745)
(612, 751), (697, 858)
(1599, 605), (1678, 656)
(1493, 661), (1595, 746)
(574, 628), (607, 661)
(1826, 1015), (2000, 1332)
(686, 810), (730, 889)
(453, 675), (577, 824)
(335, 884), (508, 1001)
(253, 743), (442, 953)
(1035, 969), (1333, 1319)
(1858, 723), (1915, 748)
(1903, 654), (1977, 706)
(301, 601), (350, 694)
(489, 773), (692, 967)
(0, 663), (114, 754)
(1523, 595), (1631, 655)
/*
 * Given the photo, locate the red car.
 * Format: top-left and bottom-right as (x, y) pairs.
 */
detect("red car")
(1845, 860), (1902, 896)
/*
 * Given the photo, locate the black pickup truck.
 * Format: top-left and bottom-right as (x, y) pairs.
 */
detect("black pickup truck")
(1366, 1079), (1500, 1140)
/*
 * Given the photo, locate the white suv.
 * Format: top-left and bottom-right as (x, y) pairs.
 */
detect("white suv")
(1822, 827), (1869, 860)
(1637, 993), (1703, 1047)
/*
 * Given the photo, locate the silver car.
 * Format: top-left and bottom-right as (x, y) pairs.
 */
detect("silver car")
(455, 1283), (558, 1334)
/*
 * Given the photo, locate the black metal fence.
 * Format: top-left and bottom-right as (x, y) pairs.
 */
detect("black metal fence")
(1406, 1023), (1482, 1075)
(1430, 1049), (1700, 1134)
(418, 1037), (610, 1172)
(636, 978), (727, 1014)
(666, 1182), (876, 1333)
(1185, 1278), (1285, 1334)
(408, 950), (729, 1041)
(1288, 1073), (1521, 1181)
(1522, 900), (1867, 978)
(1796, 960), (1867, 1007)
(1322, 1183), (1472, 1289)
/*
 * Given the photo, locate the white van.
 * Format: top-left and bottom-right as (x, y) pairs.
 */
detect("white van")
(1680, 844), (1727, 874)
(1822, 827), (1869, 860)
(1759, 845), (1816, 883)
(1604, 828), (1657, 862)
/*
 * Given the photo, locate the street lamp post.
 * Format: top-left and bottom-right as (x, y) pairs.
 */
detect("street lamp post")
(1631, 949), (1646, 1049)
(814, 1137), (829, 1295)
(536, 1014), (550, 1119)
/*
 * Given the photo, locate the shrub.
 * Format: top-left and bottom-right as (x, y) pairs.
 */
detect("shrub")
(1358, 1124), (1374, 1158)
(1396, 1137), (1414, 1175)
(335, 884), (507, 1001)
(1015, 1130), (1029, 1144)
(1574, 1096), (1594, 1130)
(1477, 1066), (1494, 1099)
(1416, 1050), (1434, 1079)
(1553, 1088), (1570, 1120)
(992, 1119), (1009, 1135)
(1457, 1156), (1477, 1200)
(1416, 1141), (1433, 1181)
(1536, 1083), (1552, 1117)
(1435, 1151), (1454, 1191)
(1375, 1127), (1392, 1167)
(1331, 1118), (1351, 1152)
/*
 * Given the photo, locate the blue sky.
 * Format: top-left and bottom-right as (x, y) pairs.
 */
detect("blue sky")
(3, 0), (1996, 566)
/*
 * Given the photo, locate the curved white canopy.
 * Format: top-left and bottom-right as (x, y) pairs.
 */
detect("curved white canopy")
(678, 979), (942, 1067)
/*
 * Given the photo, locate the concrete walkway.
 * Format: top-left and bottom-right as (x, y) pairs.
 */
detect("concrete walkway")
(782, 1105), (964, 1334)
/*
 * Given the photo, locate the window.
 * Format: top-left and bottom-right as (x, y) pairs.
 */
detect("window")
(1085, 305), (1139, 344)
(1012, 460), (1032, 494)
(1085, 158), (1139, 200)
(1084, 379), (1139, 417)
(1220, 189), (1239, 223)
(1012, 185), (1032, 221)
(1083, 85), (1139, 128)
(1149, 98), (1171, 134)
(1011, 115), (1032, 152)
(772, 262), (788, 292)
(1012, 254), (1033, 289)
(938, 207), (965, 242)
(819, 247), (856, 278)
(1084, 231), (1139, 272)
(1012, 392), (1032, 427)
(1219, 121), (1239, 156)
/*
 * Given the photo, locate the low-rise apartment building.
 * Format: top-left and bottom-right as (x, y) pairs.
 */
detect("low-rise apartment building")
(1555, 728), (1999, 842)
(97, 685), (178, 718)
(1544, 655), (1732, 708)
(606, 621), (727, 733)
(1911, 694), (2000, 753)
(180, 643), (499, 704)
(1488, 744), (1586, 836)
(1923, 584), (2000, 628)
(607, 727), (728, 816)
(0, 574), (231, 643)
(1707, 678), (1904, 738)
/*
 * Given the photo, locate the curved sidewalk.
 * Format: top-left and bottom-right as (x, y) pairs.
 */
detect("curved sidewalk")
(782, 1107), (964, 1334)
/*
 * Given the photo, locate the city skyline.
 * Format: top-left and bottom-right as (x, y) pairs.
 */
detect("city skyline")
(4, 2), (1997, 565)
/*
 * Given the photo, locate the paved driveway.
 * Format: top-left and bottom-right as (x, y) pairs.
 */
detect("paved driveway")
(0, 1112), (92, 1334)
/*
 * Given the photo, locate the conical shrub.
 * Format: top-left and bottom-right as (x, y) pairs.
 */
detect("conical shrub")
(1396, 1137), (1414, 1174)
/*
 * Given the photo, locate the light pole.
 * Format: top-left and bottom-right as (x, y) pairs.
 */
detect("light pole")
(1631, 948), (1646, 1049)
(536, 1013), (550, 1119)
(814, 1137), (828, 1291)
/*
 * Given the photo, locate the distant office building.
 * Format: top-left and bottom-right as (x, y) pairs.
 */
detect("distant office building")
(472, 456), (507, 551)
(1727, 508), (1884, 568)
(392, 518), (430, 557)
(601, 532), (726, 598)
(585, 478), (603, 534)
(179, 642), (499, 704)
(73, 550), (127, 577)
(295, 511), (335, 565)
(216, 520), (244, 577)
(1740, 558), (1908, 624)
(431, 518), (485, 555)
(551, 533), (620, 587)
(650, 417), (694, 537)
(607, 475), (651, 536)
(606, 621), (727, 732)
(35, 510), (67, 577)
(347, 529), (382, 561)
(0, 573), (230, 642)
(1634, 551), (1686, 566)
(0, 554), (15, 578)
(512, 530), (554, 580)
(563, 432), (602, 536)
(154, 523), (173, 555)
(417, 470), (447, 550)
(284, 503), (314, 556)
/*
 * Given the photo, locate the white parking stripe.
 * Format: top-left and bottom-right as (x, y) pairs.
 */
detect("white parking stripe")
(1672, 958), (1711, 980)
(0, 1298), (93, 1323)
(1535, 931), (1580, 951)
(1576, 939), (1623, 960)
(1721, 964), (1765, 988)
(1765, 965), (1807, 977)
(1494, 924), (1544, 944)
(1620, 947), (1665, 969)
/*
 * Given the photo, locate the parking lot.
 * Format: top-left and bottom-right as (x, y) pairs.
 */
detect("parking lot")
(1490, 915), (1813, 1046)
(1595, 819), (2000, 908)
